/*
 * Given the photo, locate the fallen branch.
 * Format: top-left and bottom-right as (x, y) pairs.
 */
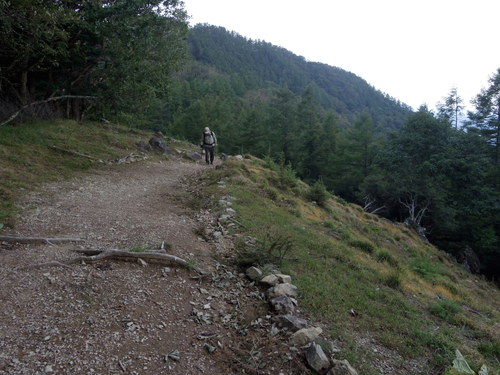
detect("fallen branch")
(10, 248), (208, 276)
(228, 217), (246, 228)
(68, 249), (208, 275)
(0, 95), (96, 126)
(118, 359), (128, 373)
(70, 248), (167, 256)
(0, 236), (85, 244)
(330, 231), (342, 240)
(50, 145), (96, 160)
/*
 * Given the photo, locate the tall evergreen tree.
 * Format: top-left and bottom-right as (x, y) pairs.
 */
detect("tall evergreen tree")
(468, 68), (500, 164)
(319, 110), (340, 191)
(335, 111), (381, 200)
(361, 106), (452, 226)
(297, 85), (323, 182)
(437, 85), (465, 129)
(269, 86), (298, 164)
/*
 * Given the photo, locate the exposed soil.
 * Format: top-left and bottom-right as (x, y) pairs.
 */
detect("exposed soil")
(0, 156), (288, 375)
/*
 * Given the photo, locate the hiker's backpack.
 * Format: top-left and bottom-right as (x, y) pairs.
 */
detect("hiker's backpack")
(203, 131), (215, 145)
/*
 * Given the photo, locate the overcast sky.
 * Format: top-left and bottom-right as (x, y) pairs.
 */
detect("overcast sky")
(182, 0), (499, 113)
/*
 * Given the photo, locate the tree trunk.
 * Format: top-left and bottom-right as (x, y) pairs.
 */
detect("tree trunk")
(72, 97), (82, 122)
(19, 54), (30, 104)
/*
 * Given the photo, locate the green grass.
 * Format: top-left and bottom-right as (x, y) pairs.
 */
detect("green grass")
(348, 239), (375, 254)
(0, 119), (156, 227)
(429, 298), (462, 324)
(410, 256), (442, 280)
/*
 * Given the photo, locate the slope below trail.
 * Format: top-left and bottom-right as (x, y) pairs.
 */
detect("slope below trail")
(0, 157), (277, 374)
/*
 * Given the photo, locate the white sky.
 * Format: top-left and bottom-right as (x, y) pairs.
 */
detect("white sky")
(182, 0), (499, 113)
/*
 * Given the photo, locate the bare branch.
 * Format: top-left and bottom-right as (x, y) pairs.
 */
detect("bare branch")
(66, 249), (209, 275)
(11, 249), (208, 276)
(0, 95), (96, 126)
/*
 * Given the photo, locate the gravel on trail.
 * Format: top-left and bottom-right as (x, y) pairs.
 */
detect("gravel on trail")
(0, 158), (268, 375)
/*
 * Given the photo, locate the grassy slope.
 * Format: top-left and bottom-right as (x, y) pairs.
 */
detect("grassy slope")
(1, 120), (500, 374)
(198, 156), (500, 374)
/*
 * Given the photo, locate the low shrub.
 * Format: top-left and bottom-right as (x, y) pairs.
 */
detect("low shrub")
(411, 257), (442, 279)
(385, 271), (402, 289)
(307, 179), (330, 207)
(349, 239), (375, 254)
(429, 298), (462, 324)
(377, 250), (398, 267)
(478, 341), (500, 361)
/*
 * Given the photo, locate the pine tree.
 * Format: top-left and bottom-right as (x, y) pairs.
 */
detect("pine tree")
(468, 68), (500, 164)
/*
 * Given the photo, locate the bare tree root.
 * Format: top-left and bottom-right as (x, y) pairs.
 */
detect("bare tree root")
(70, 249), (207, 274)
(70, 248), (167, 256)
(8, 248), (208, 277)
(0, 236), (85, 245)
(66, 249), (208, 273)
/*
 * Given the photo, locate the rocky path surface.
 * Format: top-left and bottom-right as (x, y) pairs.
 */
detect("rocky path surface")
(0, 155), (430, 375)
(0, 158), (276, 375)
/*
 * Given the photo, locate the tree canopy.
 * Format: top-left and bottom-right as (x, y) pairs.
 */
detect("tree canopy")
(0, 0), (189, 123)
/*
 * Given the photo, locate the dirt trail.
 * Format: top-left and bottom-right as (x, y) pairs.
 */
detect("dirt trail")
(0, 157), (258, 375)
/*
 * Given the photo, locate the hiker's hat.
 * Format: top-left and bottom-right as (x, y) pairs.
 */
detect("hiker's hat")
(204, 127), (210, 133)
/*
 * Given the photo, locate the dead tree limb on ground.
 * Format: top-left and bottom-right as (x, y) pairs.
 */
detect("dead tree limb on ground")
(10, 249), (208, 276)
(67, 249), (204, 272)
(70, 249), (167, 256)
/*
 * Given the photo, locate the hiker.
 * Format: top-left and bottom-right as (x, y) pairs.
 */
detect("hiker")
(201, 127), (217, 165)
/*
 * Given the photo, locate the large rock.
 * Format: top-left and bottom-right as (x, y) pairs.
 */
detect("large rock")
(306, 342), (330, 374)
(185, 151), (202, 161)
(269, 295), (296, 314)
(260, 274), (279, 287)
(149, 137), (171, 153)
(276, 274), (292, 284)
(290, 327), (322, 346)
(274, 314), (307, 331)
(327, 359), (358, 375)
(246, 266), (263, 281)
(457, 245), (481, 274)
(137, 140), (152, 153)
(268, 283), (298, 299)
(314, 337), (341, 355)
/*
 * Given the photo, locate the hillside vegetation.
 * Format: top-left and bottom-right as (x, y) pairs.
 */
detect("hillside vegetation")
(1, 120), (500, 374)
(187, 24), (413, 130)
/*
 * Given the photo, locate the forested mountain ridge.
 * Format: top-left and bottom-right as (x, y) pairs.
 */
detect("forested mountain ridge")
(187, 24), (412, 131)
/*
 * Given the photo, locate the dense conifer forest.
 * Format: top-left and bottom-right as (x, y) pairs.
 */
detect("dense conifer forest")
(187, 25), (412, 130)
(1, 5), (499, 281)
